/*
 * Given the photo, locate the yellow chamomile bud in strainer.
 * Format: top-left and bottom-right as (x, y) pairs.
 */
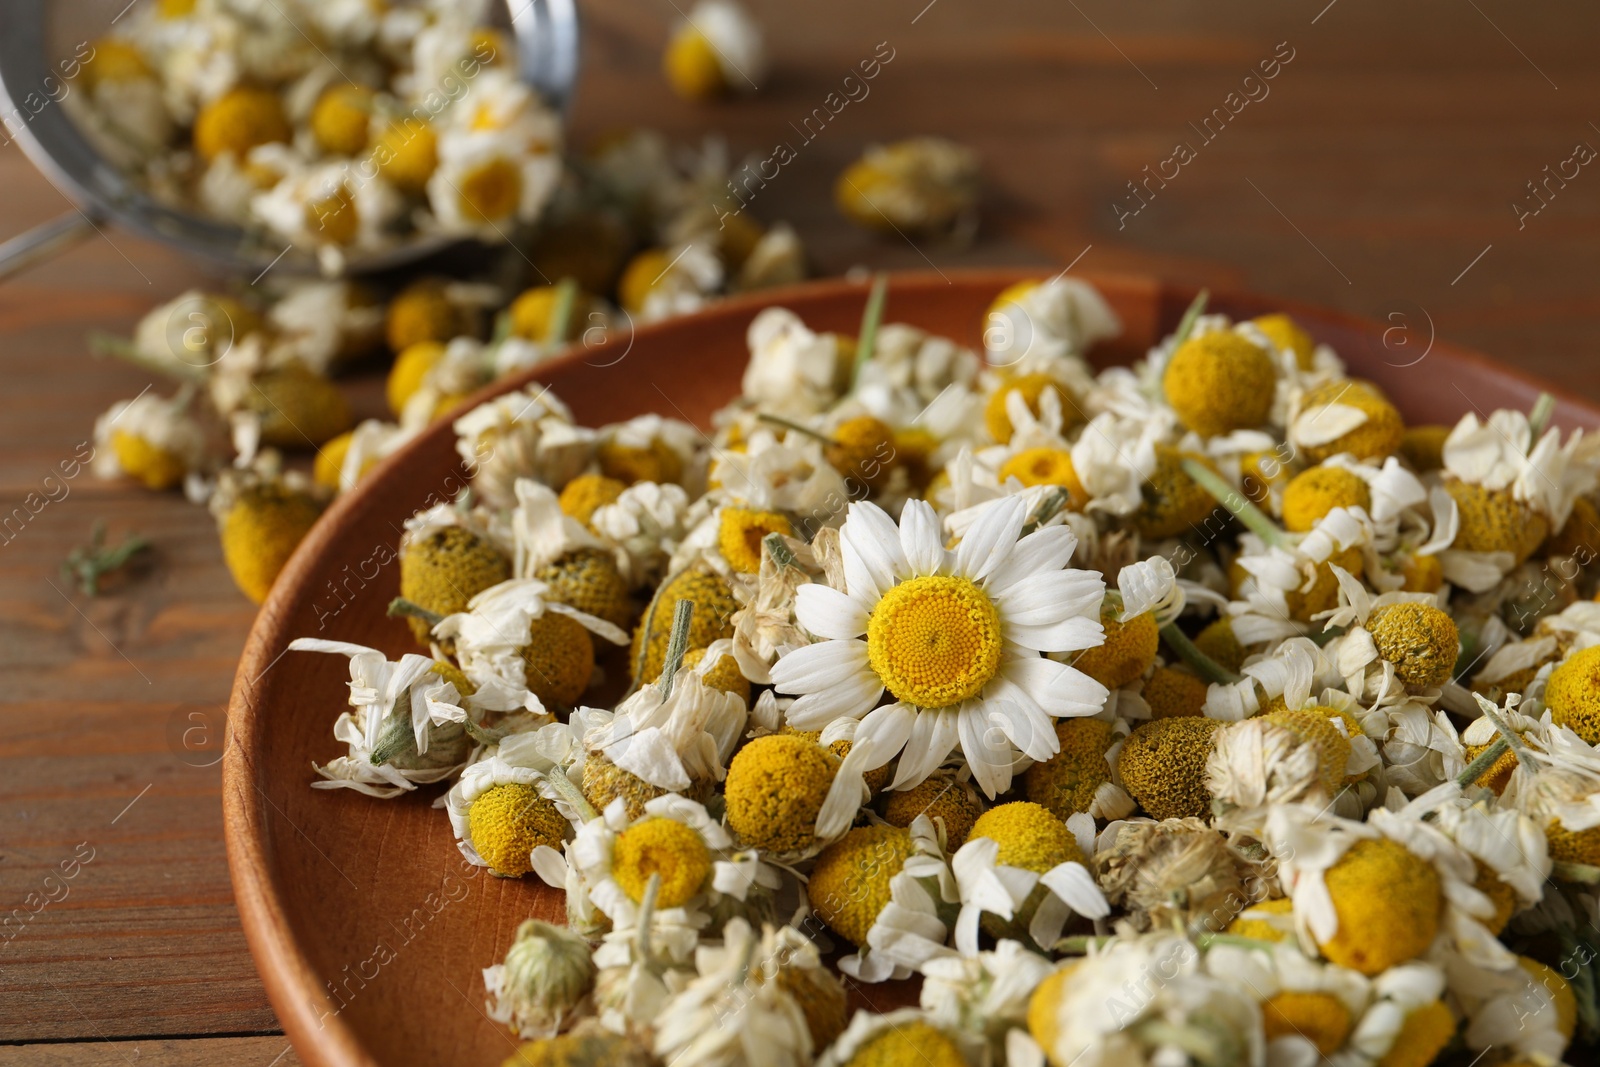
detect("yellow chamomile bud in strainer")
(1543, 644), (1600, 745)
(398, 523), (511, 644)
(1367, 602), (1460, 688)
(1162, 330), (1276, 438)
(1281, 465), (1371, 533)
(311, 84), (374, 156)
(372, 118), (439, 197)
(193, 86), (290, 163)
(1117, 717), (1223, 820)
(484, 919), (596, 1039)
(1292, 379), (1406, 464)
(662, 0), (765, 101)
(718, 507), (792, 574)
(984, 373), (1080, 444)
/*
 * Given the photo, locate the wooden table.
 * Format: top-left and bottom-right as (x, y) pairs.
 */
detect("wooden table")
(3, 1), (1598, 1062)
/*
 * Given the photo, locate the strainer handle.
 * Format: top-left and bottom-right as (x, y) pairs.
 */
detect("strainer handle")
(0, 210), (100, 283)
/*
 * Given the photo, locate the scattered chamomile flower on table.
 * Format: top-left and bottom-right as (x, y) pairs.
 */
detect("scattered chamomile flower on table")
(663, 0), (767, 101)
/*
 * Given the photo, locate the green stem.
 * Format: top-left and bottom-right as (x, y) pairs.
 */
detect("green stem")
(1455, 736), (1509, 788)
(1528, 391), (1557, 440)
(849, 273), (889, 392)
(88, 331), (208, 383)
(657, 600), (695, 699)
(1180, 458), (1288, 548)
(763, 531), (797, 571)
(756, 412), (839, 446)
(546, 277), (579, 346)
(388, 597), (445, 628)
(636, 872), (661, 960)
(61, 521), (150, 597)
(1052, 934), (1114, 954)
(1171, 289), (1210, 347)
(539, 768), (599, 824)
(1160, 621), (1243, 685)
(1194, 932), (1278, 949)
(1019, 487), (1071, 537)
(1474, 695), (1533, 766)
(1553, 860), (1600, 885)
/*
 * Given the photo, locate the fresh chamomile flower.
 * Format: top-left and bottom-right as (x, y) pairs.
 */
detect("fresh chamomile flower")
(722, 732), (875, 858)
(816, 1008), (978, 1067)
(483, 919), (596, 1039)
(446, 754), (573, 877)
(1022, 717), (1133, 822)
(398, 505), (512, 644)
(808, 816), (958, 982)
(1093, 817), (1258, 935)
(1117, 716), (1223, 820)
(1161, 328), (1277, 438)
(771, 495), (1109, 797)
(835, 137), (980, 238)
(1289, 378), (1406, 464)
(1063, 595), (1158, 689)
(881, 768), (987, 848)
(1131, 444), (1222, 541)
(590, 481), (693, 589)
(951, 802), (1108, 954)
(434, 577), (629, 712)
(650, 917), (816, 1067)
(290, 639), (472, 797)
(983, 275), (1120, 372)
(1022, 932), (1262, 1067)
(662, 0), (766, 100)
(454, 386), (593, 512)
(1542, 643), (1600, 744)
(92, 389), (207, 491)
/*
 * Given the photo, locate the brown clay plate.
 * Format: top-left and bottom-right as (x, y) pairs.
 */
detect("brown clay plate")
(224, 270), (1600, 1067)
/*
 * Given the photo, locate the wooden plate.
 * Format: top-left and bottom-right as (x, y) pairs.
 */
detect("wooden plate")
(224, 270), (1600, 1067)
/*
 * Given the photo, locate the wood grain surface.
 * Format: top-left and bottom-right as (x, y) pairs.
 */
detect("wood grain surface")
(4, 0), (1600, 1062)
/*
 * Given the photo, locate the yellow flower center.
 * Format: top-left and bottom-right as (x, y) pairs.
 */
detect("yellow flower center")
(718, 507), (792, 574)
(1320, 837), (1441, 975)
(1374, 1000), (1455, 1067)
(457, 158), (522, 223)
(468, 782), (568, 878)
(611, 817), (712, 909)
(305, 184), (360, 246)
(969, 801), (1079, 873)
(1262, 991), (1352, 1055)
(998, 447), (1087, 507)
(844, 1021), (966, 1067)
(867, 575), (1002, 708)
(111, 430), (186, 491)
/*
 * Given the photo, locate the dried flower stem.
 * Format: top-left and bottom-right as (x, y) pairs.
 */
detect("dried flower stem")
(62, 521), (150, 596)
(538, 767), (599, 824)
(547, 277), (579, 345)
(1019, 487), (1071, 537)
(388, 597), (445, 628)
(763, 531), (798, 571)
(1180, 459), (1288, 548)
(849, 273), (889, 392)
(1455, 737), (1509, 788)
(1171, 289), (1210, 347)
(657, 599), (695, 698)
(1160, 621), (1243, 686)
(1528, 391), (1557, 440)
(756, 412), (839, 447)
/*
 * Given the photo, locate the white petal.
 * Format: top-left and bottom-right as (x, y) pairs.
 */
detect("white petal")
(771, 638), (872, 693)
(795, 583), (870, 639)
(959, 702), (1016, 797)
(1041, 861), (1111, 919)
(842, 501), (909, 597)
(898, 498), (946, 577)
(816, 737), (874, 841)
(955, 494), (1027, 583)
(1003, 656), (1108, 717)
(984, 688), (1058, 763)
(530, 845), (568, 887)
(984, 525), (1078, 595)
(288, 638), (380, 657)
(855, 702), (918, 768)
(888, 708), (960, 790)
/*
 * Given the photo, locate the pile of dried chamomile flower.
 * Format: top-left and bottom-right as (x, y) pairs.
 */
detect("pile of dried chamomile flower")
(287, 274), (1600, 1067)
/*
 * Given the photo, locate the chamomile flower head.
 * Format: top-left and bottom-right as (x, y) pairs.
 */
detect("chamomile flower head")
(1064, 598), (1157, 689)
(723, 733), (869, 857)
(252, 163), (403, 271)
(983, 275), (1120, 371)
(954, 803), (1108, 951)
(815, 1010), (973, 1067)
(1132, 445), (1220, 541)
(454, 386), (591, 512)
(631, 566), (740, 684)
(484, 919), (596, 1039)
(92, 389), (208, 491)
(1444, 478), (1549, 566)
(534, 548), (635, 636)
(597, 414), (700, 488)
(447, 757), (572, 877)
(1290, 378), (1406, 464)
(1251, 313), (1319, 371)
(1142, 666), (1209, 719)
(1448, 954), (1576, 1066)
(983, 372), (1081, 445)
(558, 473), (628, 528)
(1118, 716), (1223, 820)
(1022, 717), (1130, 821)
(808, 823), (916, 949)
(995, 446), (1090, 508)
(385, 278), (468, 354)
(823, 414), (898, 490)
(1161, 329), (1276, 437)
(591, 480), (693, 589)
(1094, 817), (1256, 934)
(1542, 643), (1600, 744)
(1202, 942), (1373, 1061)
(716, 507), (792, 574)
(1194, 616), (1247, 674)
(1206, 712), (1344, 820)
(499, 1023), (655, 1067)
(213, 468), (324, 605)
(662, 1), (766, 100)
(193, 85), (291, 162)
(214, 356), (352, 451)
(1281, 464), (1372, 533)
(771, 495), (1109, 797)
(834, 137), (980, 238)
(399, 515), (512, 644)
(681, 641), (751, 702)
(882, 769), (986, 848)
(1367, 602), (1460, 688)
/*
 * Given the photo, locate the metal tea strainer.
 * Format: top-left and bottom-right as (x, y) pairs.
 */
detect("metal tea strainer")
(0, 0), (579, 280)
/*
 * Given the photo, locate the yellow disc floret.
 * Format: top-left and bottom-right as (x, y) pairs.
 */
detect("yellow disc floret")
(867, 575), (1003, 708)
(1373, 1000), (1455, 1067)
(662, 28), (727, 100)
(1297, 379), (1405, 463)
(521, 612), (595, 708)
(1251, 313), (1317, 371)
(718, 507), (792, 574)
(808, 824), (913, 947)
(1261, 706), (1352, 797)
(457, 157), (523, 224)
(985, 373), (1079, 444)
(220, 482), (323, 604)
(825, 415), (897, 490)
(724, 735), (839, 854)
(618, 249), (671, 316)
(468, 782), (568, 878)
(399, 525), (511, 644)
(882, 772), (983, 848)
(1024, 718), (1116, 819)
(372, 119), (439, 196)
(248, 362), (352, 449)
(1445, 479), (1549, 565)
(631, 568), (739, 683)
(1069, 602), (1158, 690)
(969, 801), (1080, 872)
(1547, 495), (1600, 560)
(1162, 331), (1276, 437)
(1134, 446), (1221, 541)
(1546, 821), (1600, 866)
(1544, 645), (1600, 745)
(597, 437), (683, 486)
(509, 285), (592, 342)
(193, 86), (291, 163)
(387, 340), (445, 415)
(1142, 666), (1208, 719)
(998, 447), (1089, 509)
(683, 646), (750, 702)
(842, 1021), (966, 1067)
(386, 280), (461, 353)
(310, 84), (374, 156)
(1518, 957), (1576, 1041)
(1261, 991), (1351, 1055)
(1400, 425), (1451, 473)
(111, 430), (187, 491)
(1224, 896), (1293, 942)
(1367, 602), (1460, 687)
(1117, 717), (1223, 820)
(1194, 617), (1246, 675)
(582, 754), (712, 822)
(610, 817), (712, 908)
(502, 1028), (653, 1067)
(536, 548), (634, 634)
(80, 39), (153, 90)
(1319, 837), (1442, 975)
(558, 473), (627, 527)
(1281, 466), (1371, 533)
(1474, 861), (1519, 935)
